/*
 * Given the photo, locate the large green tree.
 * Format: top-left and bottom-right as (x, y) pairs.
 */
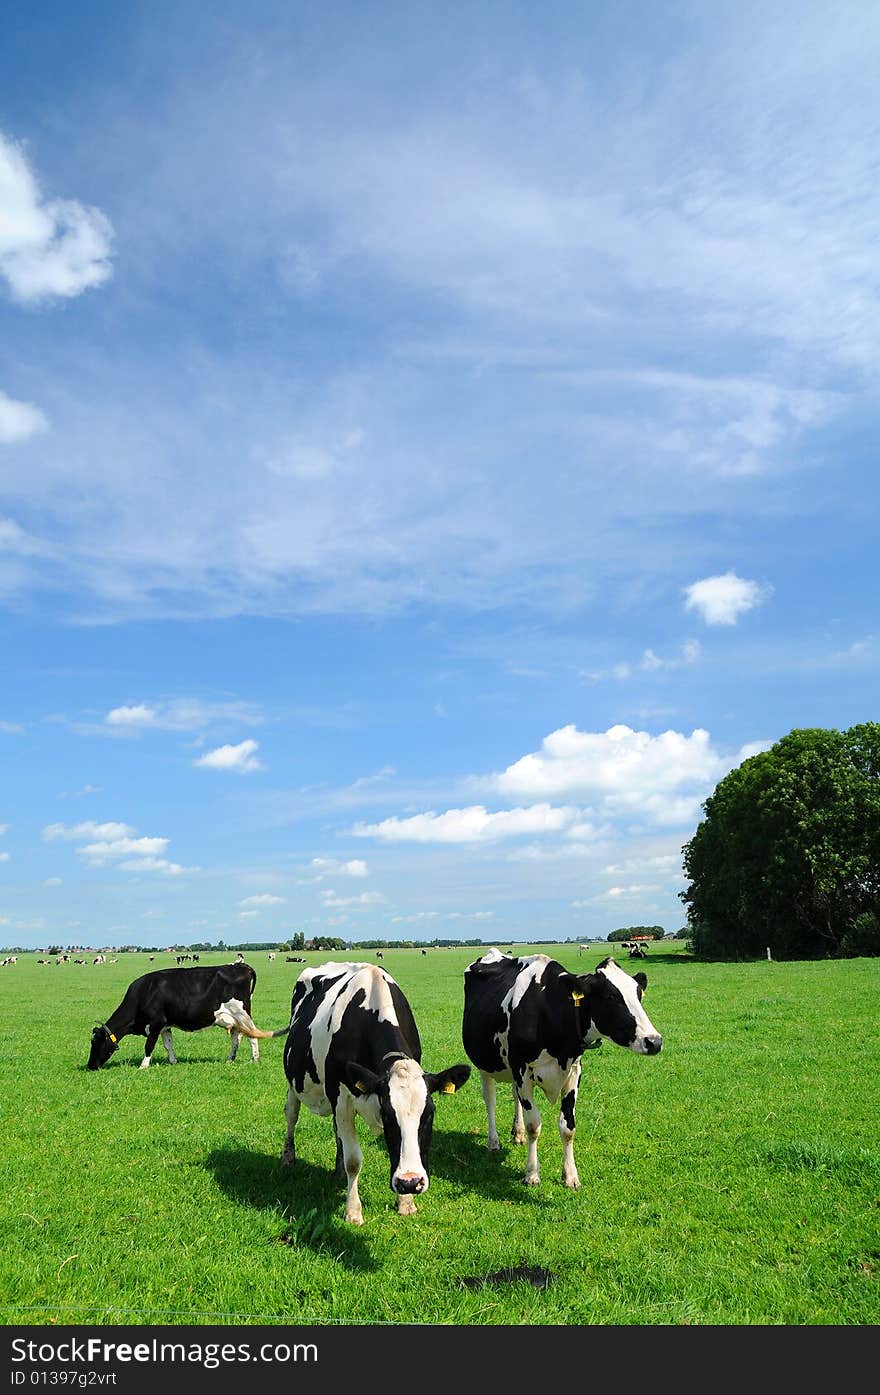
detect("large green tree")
(681, 724), (880, 959)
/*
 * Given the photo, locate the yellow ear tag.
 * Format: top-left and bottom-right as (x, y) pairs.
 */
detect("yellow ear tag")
(441, 1082), (456, 1094)
(571, 991), (584, 1006)
(109, 1033), (117, 1042)
(355, 1080), (365, 1092)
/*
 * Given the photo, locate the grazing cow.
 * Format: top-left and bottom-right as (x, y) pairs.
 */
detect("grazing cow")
(375, 950), (383, 960)
(93, 954), (106, 965)
(421, 949), (427, 956)
(87, 963), (287, 1070)
(629, 944), (647, 960)
(1, 957), (15, 967)
(462, 949), (662, 1189)
(268, 952), (276, 962)
(281, 961), (470, 1225)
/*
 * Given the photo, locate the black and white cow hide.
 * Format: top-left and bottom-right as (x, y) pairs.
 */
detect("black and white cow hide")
(462, 948), (662, 1189)
(281, 961), (470, 1225)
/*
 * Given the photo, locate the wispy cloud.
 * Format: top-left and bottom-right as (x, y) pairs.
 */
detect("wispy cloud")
(43, 820), (135, 842)
(105, 698), (263, 732)
(351, 803), (580, 844)
(320, 888), (385, 908)
(310, 857), (368, 878)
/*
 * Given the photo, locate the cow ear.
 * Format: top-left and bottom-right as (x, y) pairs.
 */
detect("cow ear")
(344, 1062), (383, 1097)
(634, 972), (648, 994)
(425, 1063), (471, 1095)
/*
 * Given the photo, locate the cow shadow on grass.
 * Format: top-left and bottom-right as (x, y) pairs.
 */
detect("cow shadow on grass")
(428, 1128), (560, 1207)
(79, 1056), (272, 1070)
(204, 1147), (378, 1272)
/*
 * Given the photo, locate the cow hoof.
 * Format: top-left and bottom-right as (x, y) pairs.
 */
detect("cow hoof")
(280, 1148), (295, 1167)
(524, 1174), (541, 1187)
(396, 1196), (417, 1217)
(345, 1210), (364, 1227)
(563, 1174), (581, 1190)
(487, 1138), (501, 1153)
(511, 1133), (526, 1146)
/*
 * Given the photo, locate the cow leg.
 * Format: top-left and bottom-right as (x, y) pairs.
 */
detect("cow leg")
(480, 1071), (500, 1152)
(140, 1028), (161, 1069)
(334, 1095), (364, 1226)
(333, 1122), (345, 1182)
(227, 1029), (241, 1062)
(160, 1028), (178, 1064)
(511, 1091), (526, 1145)
(515, 1077), (542, 1185)
(280, 1088), (301, 1166)
(558, 1061), (582, 1190)
(248, 1034), (260, 1063)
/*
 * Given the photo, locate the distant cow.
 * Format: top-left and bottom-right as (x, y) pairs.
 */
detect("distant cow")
(281, 961), (470, 1225)
(421, 949), (427, 956)
(462, 949), (662, 1189)
(93, 954), (106, 965)
(1, 957), (15, 967)
(375, 950), (383, 960)
(268, 952), (276, 962)
(629, 944), (647, 960)
(87, 963), (287, 1070)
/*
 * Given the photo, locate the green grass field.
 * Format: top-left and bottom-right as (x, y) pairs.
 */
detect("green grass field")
(1, 945), (878, 1326)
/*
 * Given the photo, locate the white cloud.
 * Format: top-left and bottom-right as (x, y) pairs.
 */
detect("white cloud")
(493, 724), (723, 801)
(0, 131), (114, 301)
(105, 704), (157, 727)
(0, 824), (8, 836)
(0, 851), (10, 863)
(320, 889), (385, 908)
(0, 390), (48, 444)
(117, 858), (197, 876)
(105, 699), (263, 732)
(239, 893), (286, 907)
(79, 836), (170, 863)
(597, 884), (660, 900)
(684, 572), (771, 625)
(43, 820), (135, 842)
(42, 877), (62, 886)
(351, 803), (580, 844)
(0, 720), (24, 733)
(0, 518), (50, 557)
(310, 856), (368, 878)
(194, 739), (263, 773)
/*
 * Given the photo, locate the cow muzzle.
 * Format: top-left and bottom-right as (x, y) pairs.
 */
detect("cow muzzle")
(641, 1034), (663, 1055)
(393, 1172), (428, 1195)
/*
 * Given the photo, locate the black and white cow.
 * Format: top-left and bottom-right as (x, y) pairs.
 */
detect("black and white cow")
(87, 963), (286, 1070)
(281, 961), (470, 1225)
(462, 949), (662, 1189)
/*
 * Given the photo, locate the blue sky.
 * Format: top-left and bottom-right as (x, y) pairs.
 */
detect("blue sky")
(1, 1), (878, 949)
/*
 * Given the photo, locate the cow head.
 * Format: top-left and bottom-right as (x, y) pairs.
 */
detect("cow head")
(87, 1023), (120, 1070)
(344, 1057), (471, 1195)
(574, 958), (662, 1055)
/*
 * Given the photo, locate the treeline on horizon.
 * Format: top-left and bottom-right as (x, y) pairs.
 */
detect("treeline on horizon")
(2, 930), (674, 955)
